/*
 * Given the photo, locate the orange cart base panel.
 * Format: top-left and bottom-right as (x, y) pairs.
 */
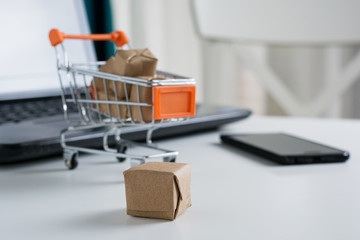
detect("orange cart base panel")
(153, 85), (196, 120)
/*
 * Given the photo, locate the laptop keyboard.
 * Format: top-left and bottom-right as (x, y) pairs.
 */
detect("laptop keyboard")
(0, 97), (77, 125)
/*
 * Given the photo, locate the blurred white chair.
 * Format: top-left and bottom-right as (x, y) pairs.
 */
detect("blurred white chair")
(192, 0), (360, 116)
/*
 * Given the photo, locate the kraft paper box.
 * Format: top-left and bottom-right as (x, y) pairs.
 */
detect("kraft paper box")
(123, 162), (192, 220)
(96, 56), (132, 99)
(129, 76), (166, 123)
(96, 91), (128, 119)
(105, 48), (158, 98)
(92, 57), (130, 119)
(113, 48), (157, 77)
(92, 48), (158, 118)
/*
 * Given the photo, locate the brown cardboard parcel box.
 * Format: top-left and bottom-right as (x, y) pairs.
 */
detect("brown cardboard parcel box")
(123, 162), (191, 220)
(129, 76), (166, 123)
(92, 48), (158, 119)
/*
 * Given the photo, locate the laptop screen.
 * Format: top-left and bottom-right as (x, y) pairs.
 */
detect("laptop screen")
(0, 0), (96, 100)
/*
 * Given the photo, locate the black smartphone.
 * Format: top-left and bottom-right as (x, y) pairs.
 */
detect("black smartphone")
(220, 133), (350, 164)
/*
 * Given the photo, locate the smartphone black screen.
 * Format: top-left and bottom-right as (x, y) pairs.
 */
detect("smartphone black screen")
(220, 133), (350, 164)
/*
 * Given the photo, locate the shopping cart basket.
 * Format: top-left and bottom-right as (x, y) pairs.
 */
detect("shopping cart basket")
(49, 29), (196, 170)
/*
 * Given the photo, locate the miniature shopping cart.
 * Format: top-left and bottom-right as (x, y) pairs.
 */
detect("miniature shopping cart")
(49, 29), (196, 170)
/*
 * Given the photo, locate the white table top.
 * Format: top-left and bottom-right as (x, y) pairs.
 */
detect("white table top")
(1, 116), (360, 240)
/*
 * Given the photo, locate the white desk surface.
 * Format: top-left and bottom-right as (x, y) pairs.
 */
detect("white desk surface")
(1, 116), (360, 240)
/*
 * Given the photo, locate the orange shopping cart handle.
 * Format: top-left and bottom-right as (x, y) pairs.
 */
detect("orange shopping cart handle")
(49, 28), (129, 47)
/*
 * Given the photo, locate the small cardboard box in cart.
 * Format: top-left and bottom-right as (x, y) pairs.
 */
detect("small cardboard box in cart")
(123, 162), (192, 220)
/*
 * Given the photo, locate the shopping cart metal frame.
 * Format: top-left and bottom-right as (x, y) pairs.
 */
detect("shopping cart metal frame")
(49, 29), (196, 169)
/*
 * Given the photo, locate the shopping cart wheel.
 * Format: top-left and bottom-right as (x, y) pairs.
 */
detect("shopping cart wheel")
(64, 151), (78, 170)
(163, 157), (176, 163)
(116, 144), (128, 162)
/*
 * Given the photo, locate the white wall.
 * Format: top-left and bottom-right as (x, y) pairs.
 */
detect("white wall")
(111, 0), (204, 102)
(111, 0), (268, 115)
(110, 0), (360, 119)
(267, 47), (360, 118)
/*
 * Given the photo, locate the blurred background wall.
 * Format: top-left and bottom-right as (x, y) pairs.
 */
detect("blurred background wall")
(110, 0), (204, 102)
(90, 0), (360, 118)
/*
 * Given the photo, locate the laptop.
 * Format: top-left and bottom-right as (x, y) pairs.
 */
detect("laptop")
(0, 0), (251, 163)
